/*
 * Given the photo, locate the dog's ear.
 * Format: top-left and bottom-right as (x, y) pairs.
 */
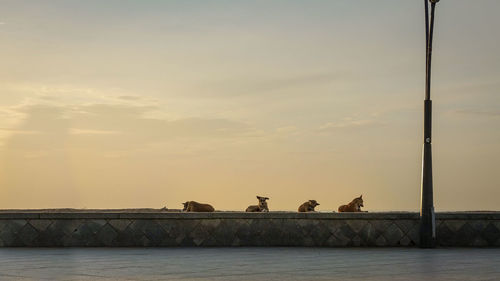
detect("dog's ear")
(256, 196), (261, 200)
(264, 197), (269, 200)
(359, 195), (363, 199)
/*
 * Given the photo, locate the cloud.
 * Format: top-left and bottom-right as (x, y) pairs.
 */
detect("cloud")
(69, 103), (254, 139)
(69, 129), (121, 135)
(117, 95), (143, 101)
(451, 109), (500, 118)
(0, 128), (40, 135)
(0, 102), (258, 154)
(276, 126), (298, 134)
(198, 72), (341, 98)
(317, 118), (383, 133)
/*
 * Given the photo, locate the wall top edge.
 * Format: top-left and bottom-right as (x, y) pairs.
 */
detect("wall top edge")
(0, 211), (498, 220)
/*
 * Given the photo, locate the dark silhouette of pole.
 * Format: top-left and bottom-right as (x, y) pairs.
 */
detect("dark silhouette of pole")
(420, 0), (439, 248)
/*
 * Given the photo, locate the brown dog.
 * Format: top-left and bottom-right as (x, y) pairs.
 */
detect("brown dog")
(246, 196), (269, 212)
(298, 200), (320, 212)
(338, 195), (366, 212)
(182, 201), (215, 212)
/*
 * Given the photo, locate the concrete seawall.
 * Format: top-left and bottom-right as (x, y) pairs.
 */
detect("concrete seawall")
(0, 211), (499, 247)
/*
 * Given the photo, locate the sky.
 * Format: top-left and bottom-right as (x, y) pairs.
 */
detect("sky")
(0, 0), (499, 211)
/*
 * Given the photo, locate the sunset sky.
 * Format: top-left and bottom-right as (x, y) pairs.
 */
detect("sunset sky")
(1, 0), (499, 211)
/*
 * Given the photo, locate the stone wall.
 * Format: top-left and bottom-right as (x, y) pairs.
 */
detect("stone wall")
(0, 211), (499, 247)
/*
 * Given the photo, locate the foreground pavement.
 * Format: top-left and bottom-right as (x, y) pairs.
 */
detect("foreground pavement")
(0, 248), (499, 280)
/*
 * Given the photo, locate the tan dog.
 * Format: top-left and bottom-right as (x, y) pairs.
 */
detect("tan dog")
(298, 200), (320, 212)
(338, 195), (366, 212)
(182, 201), (215, 212)
(246, 196), (269, 212)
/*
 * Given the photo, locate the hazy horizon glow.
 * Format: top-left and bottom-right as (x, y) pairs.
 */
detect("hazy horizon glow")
(1, 0), (499, 211)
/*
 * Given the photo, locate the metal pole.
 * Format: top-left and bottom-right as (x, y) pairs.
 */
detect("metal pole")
(420, 0), (439, 248)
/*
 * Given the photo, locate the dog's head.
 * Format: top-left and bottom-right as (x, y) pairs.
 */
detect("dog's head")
(308, 200), (320, 207)
(352, 195), (364, 208)
(256, 196), (269, 212)
(182, 201), (190, 211)
(257, 196), (269, 205)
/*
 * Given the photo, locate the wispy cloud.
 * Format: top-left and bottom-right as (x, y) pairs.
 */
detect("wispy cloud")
(0, 102), (260, 154)
(69, 129), (122, 135)
(276, 126), (298, 134)
(117, 95), (143, 101)
(451, 109), (500, 118)
(0, 128), (40, 135)
(317, 118), (383, 132)
(198, 72), (343, 98)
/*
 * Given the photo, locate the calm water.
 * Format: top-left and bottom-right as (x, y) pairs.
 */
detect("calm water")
(1, 248), (499, 281)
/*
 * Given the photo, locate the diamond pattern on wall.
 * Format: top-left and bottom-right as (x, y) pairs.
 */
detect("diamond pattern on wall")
(0, 214), (498, 247)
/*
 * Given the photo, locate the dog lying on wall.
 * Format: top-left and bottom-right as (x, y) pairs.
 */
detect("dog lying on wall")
(182, 201), (215, 212)
(298, 200), (320, 212)
(338, 195), (367, 212)
(246, 196), (269, 212)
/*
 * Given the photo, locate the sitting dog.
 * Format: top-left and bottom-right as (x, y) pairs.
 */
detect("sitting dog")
(245, 196), (269, 212)
(338, 195), (367, 212)
(182, 201), (215, 212)
(298, 200), (320, 212)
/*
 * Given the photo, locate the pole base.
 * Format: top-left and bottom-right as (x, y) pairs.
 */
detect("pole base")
(419, 206), (436, 248)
